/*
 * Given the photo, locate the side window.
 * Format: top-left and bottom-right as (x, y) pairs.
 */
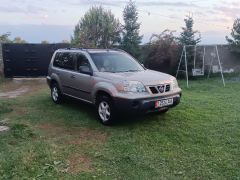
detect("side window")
(53, 52), (74, 70)
(62, 53), (74, 70)
(76, 53), (90, 71)
(53, 52), (63, 68)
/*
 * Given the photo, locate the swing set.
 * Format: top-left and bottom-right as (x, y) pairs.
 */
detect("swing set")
(176, 45), (225, 87)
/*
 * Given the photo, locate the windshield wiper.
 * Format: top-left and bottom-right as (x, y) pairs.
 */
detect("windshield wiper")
(125, 70), (139, 72)
(103, 71), (116, 73)
(114, 70), (140, 73)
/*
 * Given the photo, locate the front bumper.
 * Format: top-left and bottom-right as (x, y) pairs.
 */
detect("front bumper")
(113, 92), (181, 114)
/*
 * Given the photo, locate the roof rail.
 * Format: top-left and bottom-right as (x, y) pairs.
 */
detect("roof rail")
(109, 48), (126, 52)
(57, 47), (126, 52)
(60, 47), (86, 50)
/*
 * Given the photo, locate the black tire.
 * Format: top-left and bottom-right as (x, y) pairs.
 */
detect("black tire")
(51, 82), (62, 104)
(96, 95), (116, 125)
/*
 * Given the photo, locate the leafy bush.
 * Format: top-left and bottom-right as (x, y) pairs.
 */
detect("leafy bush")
(142, 30), (180, 75)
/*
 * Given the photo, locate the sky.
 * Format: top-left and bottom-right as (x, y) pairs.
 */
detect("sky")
(0, 0), (239, 44)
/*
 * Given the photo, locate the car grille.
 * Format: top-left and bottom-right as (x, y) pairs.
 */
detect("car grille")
(148, 84), (171, 94)
(165, 84), (170, 92)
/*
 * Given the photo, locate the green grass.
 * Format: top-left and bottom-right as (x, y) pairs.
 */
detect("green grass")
(0, 75), (240, 179)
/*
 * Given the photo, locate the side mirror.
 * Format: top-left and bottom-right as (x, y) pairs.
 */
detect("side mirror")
(79, 66), (92, 76)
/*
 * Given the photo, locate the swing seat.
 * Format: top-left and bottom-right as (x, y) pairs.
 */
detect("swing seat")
(192, 68), (204, 76)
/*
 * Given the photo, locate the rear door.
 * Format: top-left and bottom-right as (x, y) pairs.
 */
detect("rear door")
(52, 52), (76, 95)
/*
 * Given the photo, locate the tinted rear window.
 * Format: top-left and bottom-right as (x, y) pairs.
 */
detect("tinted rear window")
(53, 52), (74, 70)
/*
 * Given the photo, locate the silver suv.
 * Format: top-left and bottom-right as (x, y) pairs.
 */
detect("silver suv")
(47, 48), (182, 125)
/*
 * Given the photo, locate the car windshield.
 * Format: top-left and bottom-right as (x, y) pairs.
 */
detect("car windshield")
(89, 52), (144, 73)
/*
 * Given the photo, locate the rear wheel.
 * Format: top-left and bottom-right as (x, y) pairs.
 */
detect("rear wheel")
(51, 83), (62, 104)
(96, 95), (116, 125)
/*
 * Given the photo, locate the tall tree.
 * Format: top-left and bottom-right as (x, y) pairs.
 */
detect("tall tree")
(178, 16), (201, 46)
(121, 0), (142, 58)
(226, 18), (240, 54)
(71, 6), (121, 48)
(178, 16), (201, 75)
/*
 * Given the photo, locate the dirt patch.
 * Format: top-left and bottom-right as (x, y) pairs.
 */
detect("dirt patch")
(0, 87), (29, 98)
(0, 126), (9, 132)
(0, 118), (9, 125)
(68, 154), (94, 173)
(37, 123), (107, 145)
(37, 123), (106, 174)
(13, 106), (28, 116)
(0, 78), (47, 98)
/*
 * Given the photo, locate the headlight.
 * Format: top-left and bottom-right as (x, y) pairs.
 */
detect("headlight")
(116, 81), (146, 93)
(172, 78), (179, 89)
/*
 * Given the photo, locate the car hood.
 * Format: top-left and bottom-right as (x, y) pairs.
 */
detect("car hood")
(96, 70), (174, 86)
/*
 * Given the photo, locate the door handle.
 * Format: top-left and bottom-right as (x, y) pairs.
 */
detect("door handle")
(70, 74), (75, 79)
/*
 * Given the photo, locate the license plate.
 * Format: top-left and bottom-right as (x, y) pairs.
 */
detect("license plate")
(155, 98), (173, 108)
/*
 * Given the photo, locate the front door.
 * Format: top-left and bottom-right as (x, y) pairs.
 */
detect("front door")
(70, 53), (94, 102)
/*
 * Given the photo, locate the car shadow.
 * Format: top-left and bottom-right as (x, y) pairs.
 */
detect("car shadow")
(61, 96), (96, 117)
(60, 96), (166, 126)
(115, 112), (167, 127)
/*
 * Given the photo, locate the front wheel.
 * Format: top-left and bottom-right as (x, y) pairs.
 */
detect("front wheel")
(51, 83), (62, 104)
(96, 96), (116, 125)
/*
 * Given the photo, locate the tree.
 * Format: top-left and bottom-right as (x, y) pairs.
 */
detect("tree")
(41, 40), (49, 44)
(178, 16), (201, 74)
(226, 18), (240, 54)
(71, 6), (121, 48)
(13, 37), (27, 44)
(0, 32), (11, 43)
(143, 30), (180, 75)
(121, 0), (142, 58)
(178, 16), (201, 46)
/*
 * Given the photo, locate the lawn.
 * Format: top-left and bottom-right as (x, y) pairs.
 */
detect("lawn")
(0, 75), (240, 179)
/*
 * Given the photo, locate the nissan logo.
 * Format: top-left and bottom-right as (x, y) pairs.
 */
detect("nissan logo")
(158, 85), (165, 93)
